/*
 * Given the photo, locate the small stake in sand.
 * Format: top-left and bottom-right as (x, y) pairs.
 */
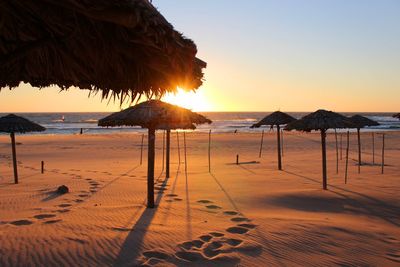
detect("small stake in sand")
(183, 132), (188, 178)
(236, 154), (239, 165)
(41, 161), (44, 174)
(258, 129), (264, 158)
(381, 133), (385, 174)
(335, 129), (339, 174)
(345, 131), (350, 184)
(140, 134), (144, 165)
(208, 130), (211, 172)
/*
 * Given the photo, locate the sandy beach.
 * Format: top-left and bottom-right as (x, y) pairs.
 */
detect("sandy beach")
(0, 131), (399, 266)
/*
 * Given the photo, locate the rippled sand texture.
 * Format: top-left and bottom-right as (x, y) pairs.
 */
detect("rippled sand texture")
(0, 131), (399, 266)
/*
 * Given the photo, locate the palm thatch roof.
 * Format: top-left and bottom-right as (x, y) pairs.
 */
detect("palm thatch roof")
(0, 0), (206, 103)
(0, 114), (46, 133)
(251, 111), (296, 128)
(393, 113), (400, 119)
(348, 115), (379, 129)
(98, 100), (211, 130)
(285, 109), (354, 132)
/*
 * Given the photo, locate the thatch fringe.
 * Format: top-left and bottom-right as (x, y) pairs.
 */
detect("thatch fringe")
(0, 0), (206, 103)
(98, 100), (211, 130)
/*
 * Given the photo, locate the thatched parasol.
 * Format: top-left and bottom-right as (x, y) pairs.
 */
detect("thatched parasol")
(0, 0), (206, 102)
(285, 110), (354, 190)
(251, 111), (296, 170)
(348, 115), (379, 172)
(393, 113), (400, 120)
(0, 114), (45, 184)
(98, 100), (211, 208)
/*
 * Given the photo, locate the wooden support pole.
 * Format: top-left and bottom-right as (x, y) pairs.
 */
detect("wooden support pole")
(147, 128), (155, 208)
(381, 133), (385, 174)
(340, 133), (343, 160)
(161, 131), (165, 173)
(41, 161), (44, 174)
(166, 130), (170, 178)
(281, 129), (284, 158)
(372, 132), (375, 165)
(335, 129), (339, 174)
(277, 125), (282, 170)
(345, 131), (350, 184)
(259, 130), (264, 158)
(236, 154), (239, 165)
(183, 132), (188, 178)
(321, 130), (327, 190)
(10, 132), (18, 184)
(208, 130), (211, 172)
(357, 128), (361, 174)
(140, 134), (144, 165)
(176, 131), (181, 165)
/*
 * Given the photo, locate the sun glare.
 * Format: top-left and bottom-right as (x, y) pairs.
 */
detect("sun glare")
(162, 88), (211, 111)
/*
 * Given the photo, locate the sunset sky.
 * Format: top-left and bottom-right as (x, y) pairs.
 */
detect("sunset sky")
(1, 0), (399, 112)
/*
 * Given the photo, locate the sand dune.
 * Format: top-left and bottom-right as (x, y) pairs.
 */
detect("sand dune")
(0, 131), (399, 266)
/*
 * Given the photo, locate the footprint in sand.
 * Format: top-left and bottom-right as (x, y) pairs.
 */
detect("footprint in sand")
(74, 199), (84, 203)
(173, 198), (183, 201)
(237, 223), (257, 229)
(226, 238), (243, 247)
(226, 226), (249, 234)
(165, 194), (178, 197)
(175, 251), (207, 262)
(179, 240), (204, 250)
(197, 200), (213, 204)
(56, 209), (70, 213)
(111, 227), (131, 232)
(209, 232), (225, 237)
(90, 189), (97, 193)
(142, 250), (171, 260)
(199, 234), (213, 242)
(206, 205), (222, 210)
(34, 214), (57, 220)
(223, 211), (239, 216)
(78, 194), (89, 197)
(58, 204), (71, 208)
(44, 219), (62, 224)
(231, 217), (250, 222)
(9, 219), (33, 226)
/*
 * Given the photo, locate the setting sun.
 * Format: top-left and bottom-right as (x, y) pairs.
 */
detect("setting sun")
(162, 88), (212, 111)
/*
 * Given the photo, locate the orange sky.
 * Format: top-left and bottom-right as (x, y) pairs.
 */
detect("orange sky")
(0, 1), (399, 113)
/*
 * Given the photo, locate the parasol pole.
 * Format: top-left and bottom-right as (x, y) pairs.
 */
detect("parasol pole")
(183, 132), (188, 178)
(357, 128), (361, 173)
(161, 130), (165, 173)
(277, 125), (282, 170)
(345, 131), (350, 184)
(372, 132), (375, 165)
(140, 133), (144, 165)
(259, 129), (264, 158)
(166, 129), (170, 178)
(381, 133), (385, 174)
(10, 132), (18, 184)
(340, 133), (343, 160)
(208, 130), (211, 172)
(281, 128), (284, 158)
(335, 129), (339, 174)
(147, 128), (155, 208)
(321, 129), (327, 190)
(176, 131), (181, 165)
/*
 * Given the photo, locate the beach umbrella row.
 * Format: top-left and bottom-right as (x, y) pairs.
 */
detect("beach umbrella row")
(0, 114), (45, 184)
(98, 100), (211, 208)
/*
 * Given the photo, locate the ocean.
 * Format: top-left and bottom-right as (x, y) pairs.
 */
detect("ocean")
(0, 112), (399, 135)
